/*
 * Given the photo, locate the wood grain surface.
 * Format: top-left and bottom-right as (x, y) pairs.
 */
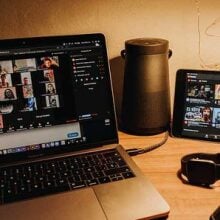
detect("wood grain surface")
(119, 131), (220, 220)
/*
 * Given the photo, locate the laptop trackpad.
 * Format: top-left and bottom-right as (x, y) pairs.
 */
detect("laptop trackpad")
(0, 188), (107, 220)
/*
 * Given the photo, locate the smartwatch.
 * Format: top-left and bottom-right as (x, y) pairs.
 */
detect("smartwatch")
(181, 153), (220, 186)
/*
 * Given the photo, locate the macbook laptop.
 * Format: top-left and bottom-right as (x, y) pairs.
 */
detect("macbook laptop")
(0, 33), (169, 220)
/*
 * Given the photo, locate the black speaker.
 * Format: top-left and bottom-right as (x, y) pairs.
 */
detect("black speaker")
(121, 38), (172, 135)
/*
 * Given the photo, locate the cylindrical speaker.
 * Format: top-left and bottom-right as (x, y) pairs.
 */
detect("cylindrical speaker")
(121, 38), (172, 135)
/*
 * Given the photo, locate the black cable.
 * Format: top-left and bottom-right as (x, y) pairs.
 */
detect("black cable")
(126, 131), (169, 156)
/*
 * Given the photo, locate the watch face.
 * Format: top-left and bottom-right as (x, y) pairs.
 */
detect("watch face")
(186, 160), (216, 185)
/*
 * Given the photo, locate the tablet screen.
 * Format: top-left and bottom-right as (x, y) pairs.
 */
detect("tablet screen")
(172, 69), (220, 141)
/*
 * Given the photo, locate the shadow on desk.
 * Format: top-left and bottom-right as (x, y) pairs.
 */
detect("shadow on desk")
(155, 217), (168, 220)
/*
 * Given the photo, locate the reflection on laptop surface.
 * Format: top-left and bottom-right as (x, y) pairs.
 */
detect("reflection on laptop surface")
(0, 34), (169, 220)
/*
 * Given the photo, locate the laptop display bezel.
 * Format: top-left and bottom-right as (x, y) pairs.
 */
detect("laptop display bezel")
(0, 33), (119, 164)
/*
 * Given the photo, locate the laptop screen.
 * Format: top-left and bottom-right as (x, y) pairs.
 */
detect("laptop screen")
(0, 33), (118, 162)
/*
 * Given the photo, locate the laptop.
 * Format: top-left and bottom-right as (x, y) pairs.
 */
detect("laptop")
(0, 33), (169, 220)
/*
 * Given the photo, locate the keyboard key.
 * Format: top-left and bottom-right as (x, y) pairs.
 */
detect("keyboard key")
(70, 181), (86, 189)
(122, 172), (135, 179)
(98, 177), (111, 184)
(3, 183), (70, 204)
(86, 179), (99, 186)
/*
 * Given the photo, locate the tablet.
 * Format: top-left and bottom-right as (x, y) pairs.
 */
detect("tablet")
(172, 69), (220, 141)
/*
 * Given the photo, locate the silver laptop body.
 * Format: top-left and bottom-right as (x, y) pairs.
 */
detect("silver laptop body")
(0, 33), (169, 220)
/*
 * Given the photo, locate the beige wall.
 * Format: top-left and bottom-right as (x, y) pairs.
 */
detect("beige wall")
(0, 0), (220, 115)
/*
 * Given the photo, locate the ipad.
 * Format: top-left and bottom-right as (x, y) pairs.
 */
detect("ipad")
(172, 69), (220, 141)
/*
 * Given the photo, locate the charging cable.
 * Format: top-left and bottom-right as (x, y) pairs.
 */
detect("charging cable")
(126, 131), (169, 156)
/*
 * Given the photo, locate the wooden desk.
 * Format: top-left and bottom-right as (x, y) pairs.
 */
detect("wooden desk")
(119, 131), (220, 220)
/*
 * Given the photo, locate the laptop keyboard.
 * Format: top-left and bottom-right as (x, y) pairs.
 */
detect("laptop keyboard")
(0, 148), (135, 204)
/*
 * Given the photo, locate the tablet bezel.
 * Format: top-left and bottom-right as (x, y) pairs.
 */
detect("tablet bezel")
(172, 68), (220, 142)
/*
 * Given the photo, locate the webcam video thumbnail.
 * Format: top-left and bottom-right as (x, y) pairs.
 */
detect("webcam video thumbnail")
(187, 84), (214, 103)
(184, 106), (212, 125)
